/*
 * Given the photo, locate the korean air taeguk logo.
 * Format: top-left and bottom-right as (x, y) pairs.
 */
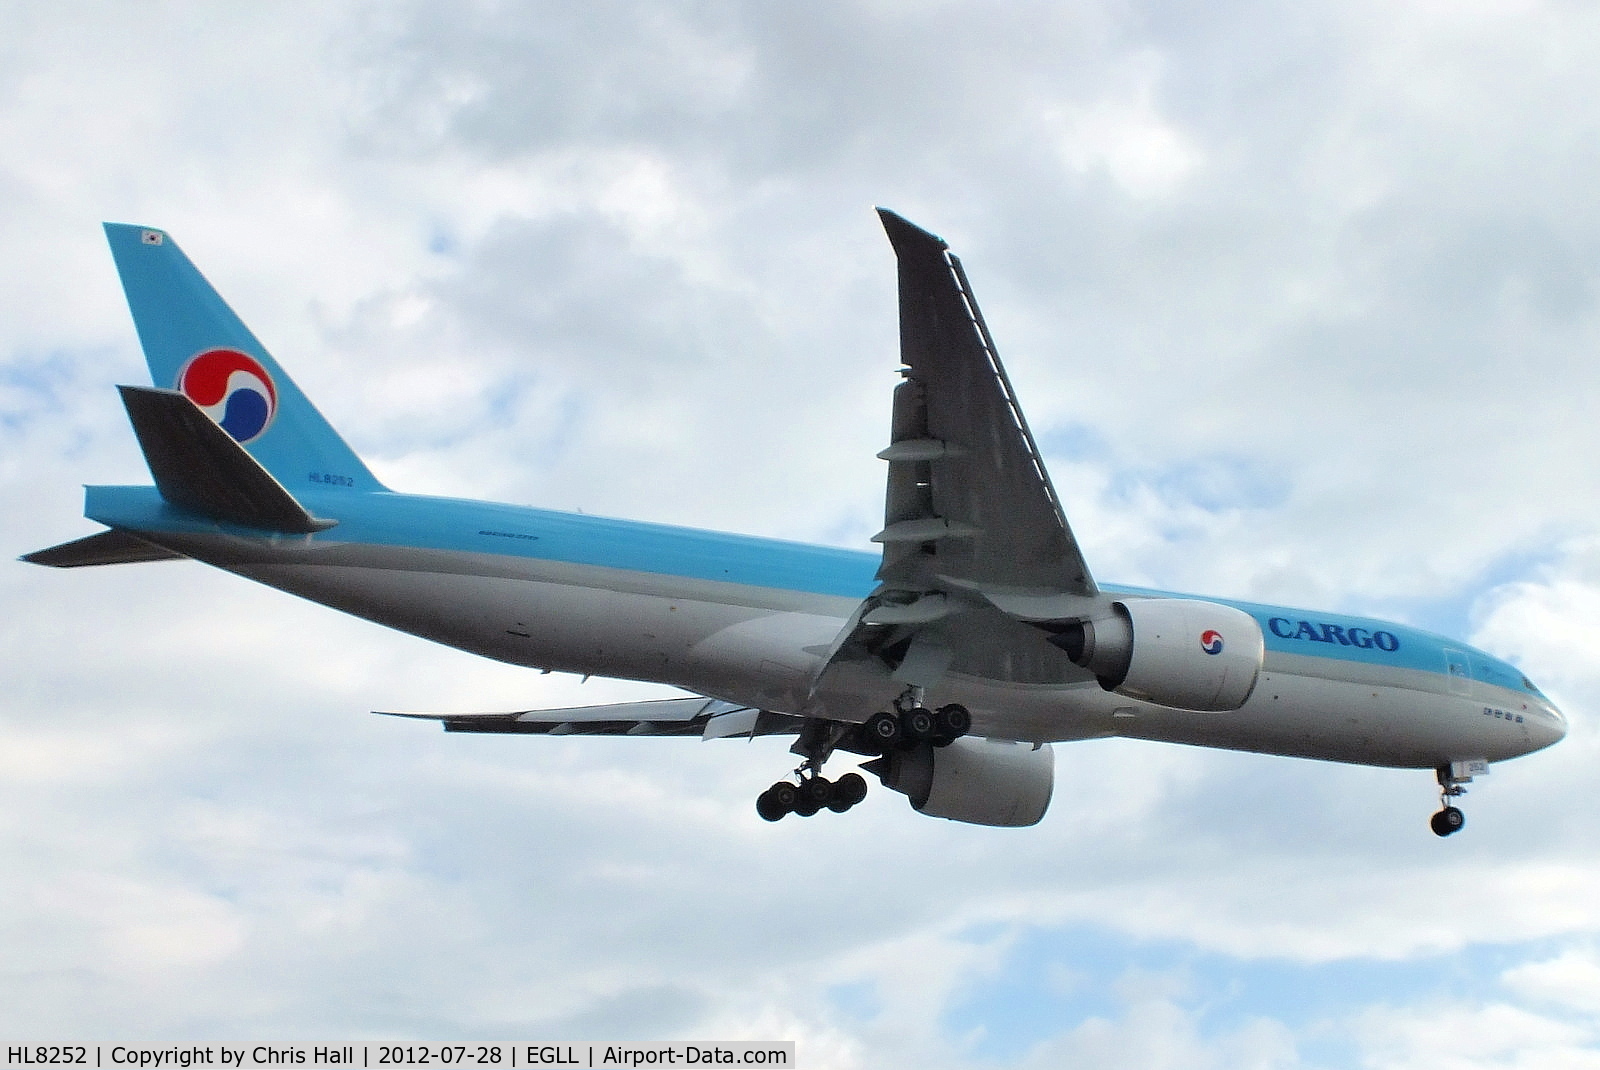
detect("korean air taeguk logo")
(177, 348), (277, 444)
(1200, 629), (1224, 655)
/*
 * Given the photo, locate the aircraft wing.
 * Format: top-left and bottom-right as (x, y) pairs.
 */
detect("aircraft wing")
(378, 696), (802, 740)
(873, 209), (1096, 605)
(805, 212), (1102, 718)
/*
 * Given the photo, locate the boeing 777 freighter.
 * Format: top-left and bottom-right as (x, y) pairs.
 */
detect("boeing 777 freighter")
(25, 211), (1566, 834)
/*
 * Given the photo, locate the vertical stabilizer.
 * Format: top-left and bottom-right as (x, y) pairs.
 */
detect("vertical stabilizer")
(103, 223), (386, 494)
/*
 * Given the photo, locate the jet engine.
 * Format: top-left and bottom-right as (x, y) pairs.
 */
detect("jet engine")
(864, 737), (1054, 827)
(1051, 598), (1263, 712)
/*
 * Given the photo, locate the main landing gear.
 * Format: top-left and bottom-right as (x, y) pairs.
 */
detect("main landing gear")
(756, 714), (871, 822)
(1430, 763), (1479, 837)
(756, 690), (972, 822)
(756, 772), (868, 821)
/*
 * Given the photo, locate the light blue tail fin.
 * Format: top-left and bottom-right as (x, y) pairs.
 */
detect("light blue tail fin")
(103, 222), (386, 494)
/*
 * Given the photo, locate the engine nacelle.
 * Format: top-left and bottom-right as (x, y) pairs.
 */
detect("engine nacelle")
(865, 737), (1054, 827)
(1052, 598), (1263, 711)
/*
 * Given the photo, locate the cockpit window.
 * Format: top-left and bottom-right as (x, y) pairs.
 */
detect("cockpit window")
(1523, 675), (1546, 697)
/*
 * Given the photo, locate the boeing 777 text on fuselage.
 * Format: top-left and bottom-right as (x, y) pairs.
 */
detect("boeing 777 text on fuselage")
(26, 212), (1566, 834)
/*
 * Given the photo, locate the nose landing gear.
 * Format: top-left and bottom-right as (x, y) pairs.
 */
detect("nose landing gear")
(1430, 761), (1486, 837)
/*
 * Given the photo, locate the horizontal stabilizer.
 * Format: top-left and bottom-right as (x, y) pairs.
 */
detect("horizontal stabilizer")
(21, 528), (185, 568)
(378, 696), (799, 739)
(119, 386), (337, 534)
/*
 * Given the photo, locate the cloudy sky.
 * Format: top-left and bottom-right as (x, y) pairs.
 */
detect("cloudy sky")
(4, 1), (1600, 1065)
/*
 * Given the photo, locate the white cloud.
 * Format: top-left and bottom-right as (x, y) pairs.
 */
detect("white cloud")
(1019, 997), (1299, 1070)
(1043, 52), (1203, 200)
(1351, 1000), (1600, 1070)
(1504, 947), (1600, 1017)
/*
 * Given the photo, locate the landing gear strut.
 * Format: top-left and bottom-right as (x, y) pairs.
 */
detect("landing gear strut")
(1430, 761), (1484, 837)
(754, 690), (972, 822)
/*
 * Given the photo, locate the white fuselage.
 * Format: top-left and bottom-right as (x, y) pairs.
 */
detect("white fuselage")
(131, 498), (1564, 773)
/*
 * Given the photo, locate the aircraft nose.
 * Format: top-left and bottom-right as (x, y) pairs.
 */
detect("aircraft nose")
(1530, 702), (1568, 751)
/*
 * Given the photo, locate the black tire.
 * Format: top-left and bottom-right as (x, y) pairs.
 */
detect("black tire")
(901, 706), (936, 743)
(801, 776), (833, 806)
(756, 787), (788, 822)
(1430, 806), (1466, 837)
(829, 772), (868, 811)
(792, 792), (822, 817)
(935, 703), (972, 738)
(863, 711), (901, 753)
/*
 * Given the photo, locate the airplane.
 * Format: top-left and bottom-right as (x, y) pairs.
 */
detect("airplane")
(24, 211), (1566, 835)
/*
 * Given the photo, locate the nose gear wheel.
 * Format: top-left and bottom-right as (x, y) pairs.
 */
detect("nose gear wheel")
(1430, 806), (1465, 836)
